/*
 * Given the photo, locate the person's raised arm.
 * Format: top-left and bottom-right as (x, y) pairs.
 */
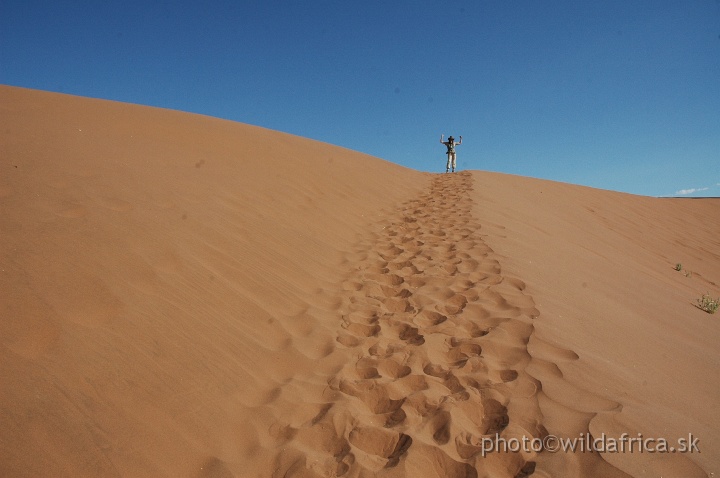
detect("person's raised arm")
(457, 136), (463, 145)
(440, 134), (445, 143)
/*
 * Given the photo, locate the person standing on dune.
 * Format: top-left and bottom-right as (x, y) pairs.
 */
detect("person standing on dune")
(440, 134), (462, 173)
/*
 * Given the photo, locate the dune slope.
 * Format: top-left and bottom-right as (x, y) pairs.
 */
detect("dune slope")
(471, 173), (720, 477)
(0, 85), (426, 477)
(1, 86), (718, 477)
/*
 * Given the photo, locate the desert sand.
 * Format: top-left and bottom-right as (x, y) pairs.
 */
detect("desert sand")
(1, 85), (718, 477)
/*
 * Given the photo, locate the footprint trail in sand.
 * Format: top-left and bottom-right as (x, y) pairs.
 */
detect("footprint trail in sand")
(274, 172), (548, 477)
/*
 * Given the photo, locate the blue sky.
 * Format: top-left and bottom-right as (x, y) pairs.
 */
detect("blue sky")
(2, 0), (719, 197)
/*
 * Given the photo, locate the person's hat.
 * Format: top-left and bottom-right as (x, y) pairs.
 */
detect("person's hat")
(448, 136), (454, 141)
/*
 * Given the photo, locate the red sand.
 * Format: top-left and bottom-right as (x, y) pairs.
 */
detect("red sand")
(1, 85), (718, 477)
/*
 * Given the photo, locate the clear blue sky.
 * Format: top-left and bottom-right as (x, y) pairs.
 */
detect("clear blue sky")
(2, 0), (719, 197)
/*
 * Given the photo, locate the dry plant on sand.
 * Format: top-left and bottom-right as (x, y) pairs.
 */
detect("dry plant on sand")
(697, 293), (720, 314)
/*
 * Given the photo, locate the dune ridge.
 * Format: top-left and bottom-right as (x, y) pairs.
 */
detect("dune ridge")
(1, 86), (719, 477)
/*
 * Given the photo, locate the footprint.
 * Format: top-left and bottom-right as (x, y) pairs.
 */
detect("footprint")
(423, 363), (450, 380)
(293, 420), (351, 464)
(349, 426), (412, 465)
(383, 408), (407, 428)
(336, 332), (361, 347)
(460, 289), (480, 302)
(383, 296), (414, 313)
(368, 343), (398, 358)
(355, 357), (381, 379)
(342, 280), (363, 291)
(405, 276), (426, 288)
(413, 310), (448, 328)
(442, 294), (468, 315)
(337, 380), (405, 414)
(455, 433), (485, 460)
(344, 322), (380, 337)
(479, 260), (501, 274)
(483, 398), (510, 434)
(457, 259), (479, 273)
(528, 334), (580, 362)
(515, 461), (537, 478)
(497, 369), (519, 383)
(377, 358), (412, 379)
(391, 374), (429, 395)
(367, 273), (404, 286)
(462, 322), (490, 338)
(386, 260), (412, 271)
(503, 277), (527, 291)
(429, 409), (452, 444)
(442, 373), (466, 394)
(396, 323), (425, 345)
(449, 338), (482, 357)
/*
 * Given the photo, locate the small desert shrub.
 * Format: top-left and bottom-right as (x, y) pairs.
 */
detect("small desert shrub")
(697, 293), (720, 314)
(675, 263), (683, 271)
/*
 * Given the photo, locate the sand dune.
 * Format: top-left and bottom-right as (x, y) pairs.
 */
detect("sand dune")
(1, 85), (718, 477)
